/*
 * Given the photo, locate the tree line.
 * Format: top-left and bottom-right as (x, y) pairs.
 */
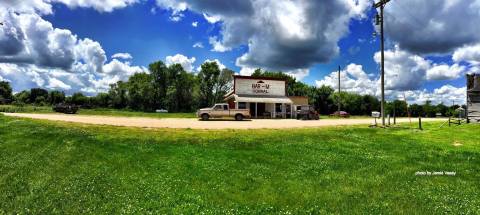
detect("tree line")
(0, 61), (464, 117)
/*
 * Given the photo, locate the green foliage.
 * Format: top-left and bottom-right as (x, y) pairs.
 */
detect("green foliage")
(13, 90), (30, 105)
(29, 88), (48, 104)
(0, 81), (13, 104)
(126, 73), (155, 111)
(69, 92), (89, 107)
(198, 61), (221, 107)
(0, 115), (479, 213)
(48, 90), (65, 105)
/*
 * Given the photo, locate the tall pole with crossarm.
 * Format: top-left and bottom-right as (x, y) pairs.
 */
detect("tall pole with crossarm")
(374, 0), (390, 127)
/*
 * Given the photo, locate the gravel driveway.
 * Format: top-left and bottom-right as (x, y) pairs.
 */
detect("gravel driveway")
(2, 113), (445, 130)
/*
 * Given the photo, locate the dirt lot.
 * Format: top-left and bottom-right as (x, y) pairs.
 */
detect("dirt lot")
(2, 113), (446, 130)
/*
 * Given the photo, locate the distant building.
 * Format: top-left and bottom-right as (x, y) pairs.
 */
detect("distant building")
(224, 75), (308, 118)
(467, 74), (480, 123)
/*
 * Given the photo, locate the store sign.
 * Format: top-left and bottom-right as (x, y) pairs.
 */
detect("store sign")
(235, 78), (285, 96)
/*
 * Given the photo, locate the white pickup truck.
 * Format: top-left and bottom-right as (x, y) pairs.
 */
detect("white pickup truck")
(197, 103), (251, 121)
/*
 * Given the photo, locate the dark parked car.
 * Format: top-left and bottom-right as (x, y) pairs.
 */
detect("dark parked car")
(330, 111), (350, 118)
(296, 105), (320, 120)
(53, 103), (79, 114)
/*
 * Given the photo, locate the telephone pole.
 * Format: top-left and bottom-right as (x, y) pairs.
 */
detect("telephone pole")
(375, 0), (390, 127)
(338, 66), (341, 114)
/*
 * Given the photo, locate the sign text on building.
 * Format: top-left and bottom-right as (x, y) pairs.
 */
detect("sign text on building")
(235, 78), (285, 96)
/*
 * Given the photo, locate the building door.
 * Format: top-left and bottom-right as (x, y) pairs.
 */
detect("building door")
(249, 103), (256, 118)
(257, 103), (266, 118)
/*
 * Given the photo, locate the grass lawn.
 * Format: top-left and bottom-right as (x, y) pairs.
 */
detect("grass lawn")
(0, 114), (479, 214)
(0, 105), (196, 118)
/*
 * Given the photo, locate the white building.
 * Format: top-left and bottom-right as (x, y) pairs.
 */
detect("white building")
(224, 75), (308, 119)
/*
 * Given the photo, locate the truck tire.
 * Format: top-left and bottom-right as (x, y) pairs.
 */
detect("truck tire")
(201, 113), (210, 121)
(235, 114), (244, 121)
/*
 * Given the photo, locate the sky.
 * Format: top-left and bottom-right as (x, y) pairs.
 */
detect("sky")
(1, 0), (479, 105)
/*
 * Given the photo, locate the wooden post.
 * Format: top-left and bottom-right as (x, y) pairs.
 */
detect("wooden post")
(448, 116), (451, 127)
(419, 117), (422, 130)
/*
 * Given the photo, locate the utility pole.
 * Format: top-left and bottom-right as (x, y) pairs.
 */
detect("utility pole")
(338, 66), (341, 115)
(375, 0), (390, 127)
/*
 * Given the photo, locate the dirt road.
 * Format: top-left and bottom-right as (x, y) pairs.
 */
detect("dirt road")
(3, 113), (445, 130)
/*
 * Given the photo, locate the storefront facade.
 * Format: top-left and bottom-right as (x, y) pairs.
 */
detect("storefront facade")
(224, 75), (308, 119)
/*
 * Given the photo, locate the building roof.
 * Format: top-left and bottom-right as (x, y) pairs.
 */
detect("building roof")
(233, 75), (287, 81)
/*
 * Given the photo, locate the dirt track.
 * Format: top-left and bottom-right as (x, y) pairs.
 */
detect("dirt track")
(2, 113), (446, 130)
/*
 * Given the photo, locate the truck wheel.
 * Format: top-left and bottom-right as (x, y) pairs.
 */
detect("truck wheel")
(235, 114), (244, 121)
(201, 114), (210, 121)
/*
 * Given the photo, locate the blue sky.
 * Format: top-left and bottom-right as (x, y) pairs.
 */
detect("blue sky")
(1, 0), (479, 104)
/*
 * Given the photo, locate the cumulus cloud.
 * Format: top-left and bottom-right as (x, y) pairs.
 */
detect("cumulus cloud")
(112, 52), (133, 60)
(315, 63), (466, 105)
(209, 36), (231, 52)
(191, 21), (198, 27)
(0, 0), (138, 15)
(453, 43), (480, 65)
(156, 0), (371, 78)
(316, 63), (377, 95)
(374, 46), (430, 91)
(0, 9), (145, 95)
(384, 0), (480, 54)
(426, 63), (465, 80)
(165, 54), (196, 72)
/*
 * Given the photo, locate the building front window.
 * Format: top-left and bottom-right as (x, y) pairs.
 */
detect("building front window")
(275, 103), (282, 112)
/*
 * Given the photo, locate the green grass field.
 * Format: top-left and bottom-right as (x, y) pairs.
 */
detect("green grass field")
(0, 105), (196, 118)
(0, 114), (479, 214)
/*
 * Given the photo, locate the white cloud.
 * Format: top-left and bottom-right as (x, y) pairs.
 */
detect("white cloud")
(156, 0), (370, 79)
(165, 54), (196, 72)
(0, 0), (138, 15)
(209, 36), (231, 52)
(0, 9), (145, 95)
(192, 42), (204, 48)
(53, 0), (138, 13)
(112, 52), (133, 60)
(384, 0), (480, 54)
(315, 62), (467, 105)
(316, 63), (377, 96)
(203, 13), (221, 23)
(426, 63), (465, 80)
(192, 21), (198, 27)
(453, 43), (480, 65)
(374, 46), (430, 91)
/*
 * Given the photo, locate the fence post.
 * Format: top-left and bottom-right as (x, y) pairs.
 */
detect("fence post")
(419, 117), (422, 130)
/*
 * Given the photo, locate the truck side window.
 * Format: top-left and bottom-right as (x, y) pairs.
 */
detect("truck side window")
(214, 105), (222, 110)
(238, 102), (246, 109)
(224, 105), (228, 110)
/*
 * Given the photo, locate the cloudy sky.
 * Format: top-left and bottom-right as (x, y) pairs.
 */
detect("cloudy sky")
(1, 0), (479, 105)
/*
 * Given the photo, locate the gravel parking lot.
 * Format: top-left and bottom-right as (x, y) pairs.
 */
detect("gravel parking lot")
(3, 113), (446, 130)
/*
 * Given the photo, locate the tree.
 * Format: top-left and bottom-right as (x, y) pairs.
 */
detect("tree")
(126, 72), (155, 111)
(29, 88), (48, 104)
(70, 92), (89, 107)
(14, 90), (30, 105)
(164, 64), (198, 112)
(309, 85), (334, 114)
(423, 100), (436, 117)
(198, 61), (221, 107)
(213, 68), (234, 103)
(361, 95), (381, 116)
(436, 103), (448, 117)
(48, 90), (65, 105)
(0, 81), (13, 104)
(108, 81), (128, 109)
(92, 93), (110, 108)
(149, 61), (169, 109)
